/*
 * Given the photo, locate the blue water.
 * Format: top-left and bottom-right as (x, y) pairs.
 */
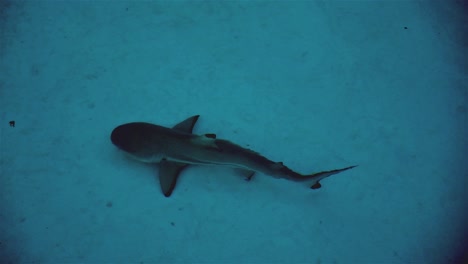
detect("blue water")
(1, 1), (467, 263)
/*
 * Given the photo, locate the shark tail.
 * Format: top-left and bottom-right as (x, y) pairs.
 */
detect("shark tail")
(307, 165), (357, 189)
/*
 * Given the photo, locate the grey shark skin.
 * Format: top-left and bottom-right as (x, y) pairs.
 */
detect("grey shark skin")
(110, 115), (356, 197)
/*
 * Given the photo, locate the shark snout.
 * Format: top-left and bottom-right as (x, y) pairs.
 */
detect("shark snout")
(110, 123), (141, 152)
(110, 125), (127, 149)
(111, 122), (157, 155)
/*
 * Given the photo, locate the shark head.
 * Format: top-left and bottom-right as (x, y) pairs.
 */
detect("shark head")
(111, 123), (141, 153)
(111, 122), (166, 161)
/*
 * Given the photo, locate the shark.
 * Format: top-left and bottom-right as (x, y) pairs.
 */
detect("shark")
(110, 115), (356, 197)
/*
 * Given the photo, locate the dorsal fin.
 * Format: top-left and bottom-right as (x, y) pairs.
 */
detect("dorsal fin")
(172, 115), (200, 133)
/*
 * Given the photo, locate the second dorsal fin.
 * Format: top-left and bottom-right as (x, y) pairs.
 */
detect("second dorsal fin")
(204, 133), (216, 139)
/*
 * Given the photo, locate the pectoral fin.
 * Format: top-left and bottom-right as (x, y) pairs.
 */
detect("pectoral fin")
(158, 160), (189, 197)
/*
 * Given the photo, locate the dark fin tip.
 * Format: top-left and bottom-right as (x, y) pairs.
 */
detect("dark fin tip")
(311, 182), (322, 189)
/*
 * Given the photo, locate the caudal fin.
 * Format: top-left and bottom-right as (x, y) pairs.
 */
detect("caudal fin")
(308, 165), (357, 189)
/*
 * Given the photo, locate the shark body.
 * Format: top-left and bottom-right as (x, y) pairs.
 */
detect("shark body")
(110, 115), (356, 197)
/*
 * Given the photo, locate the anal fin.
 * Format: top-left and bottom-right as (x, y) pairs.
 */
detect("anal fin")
(234, 168), (255, 181)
